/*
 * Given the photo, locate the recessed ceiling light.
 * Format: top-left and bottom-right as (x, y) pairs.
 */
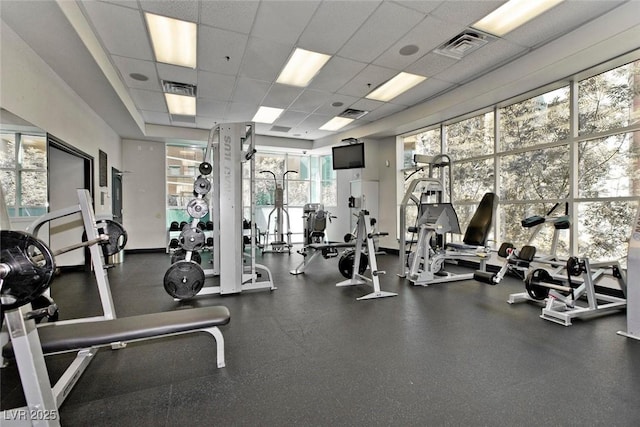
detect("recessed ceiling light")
(145, 12), (197, 68)
(365, 72), (427, 102)
(252, 106), (283, 124)
(331, 101), (344, 107)
(276, 48), (331, 87)
(319, 116), (353, 131)
(399, 44), (419, 56)
(129, 73), (149, 81)
(472, 0), (564, 37)
(165, 93), (196, 115)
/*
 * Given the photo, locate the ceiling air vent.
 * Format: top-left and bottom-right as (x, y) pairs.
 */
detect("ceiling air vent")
(170, 114), (196, 124)
(338, 108), (368, 120)
(270, 125), (291, 133)
(162, 80), (197, 97)
(434, 30), (493, 60)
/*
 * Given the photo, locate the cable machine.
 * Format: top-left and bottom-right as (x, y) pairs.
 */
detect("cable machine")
(260, 169), (297, 253)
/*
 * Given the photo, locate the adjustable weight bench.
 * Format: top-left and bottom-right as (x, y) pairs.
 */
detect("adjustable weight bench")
(290, 242), (355, 275)
(1, 305), (230, 426)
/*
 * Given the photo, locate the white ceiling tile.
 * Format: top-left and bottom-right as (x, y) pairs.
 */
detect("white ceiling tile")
(157, 63), (197, 85)
(239, 37), (292, 82)
(374, 16), (466, 70)
(405, 52), (459, 77)
(199, 26), (249, 75)
(130, 89), (167, 112)
(96, 0), (138, 10)
(361, 102), (406, 122)
(197, 71), (236, 101)
(313, 94), (361, 115)
(288, 89), (331, 114)
(251, 1), (320, 45)
(262, 84), (304, 109)
(300, 113), (334, 129)
(337, 2), (425, 63)
(393, 1), (444, 14)
(232, 77), (271, 105)
(434, 39), (526, 84)
(82, 1), (153, 60)
(226, 102), (257, 122)
(112, 55), (161, 90)
(431, 1), (506, 27)
(196, 116), (220, 129)
(298, 1), (381, 54)
(389, 78), (445, 106)
(139, 0), (199, 22)
(349, 98), (384, 113)
(308, 57), (368, 92)
(503, 1), (626, 48)
(141, 110), (171, 125)
(337, 64), (397, 98)
(274, 110), (309, 127)
(200, 1), (259, 34)
(197, 98), (227, 117)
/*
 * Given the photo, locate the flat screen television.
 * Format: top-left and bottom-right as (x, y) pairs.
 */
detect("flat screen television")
(332, 143), (365, 170)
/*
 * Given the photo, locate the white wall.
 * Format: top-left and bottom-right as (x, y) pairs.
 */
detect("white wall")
(122, 139), (166, 249)
(0, 21), (121, 218)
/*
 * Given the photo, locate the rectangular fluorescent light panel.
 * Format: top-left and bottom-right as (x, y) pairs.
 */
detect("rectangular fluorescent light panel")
(319, 117), (354, 131)
(472, 0), (564, 37)
(165, 93), (196, 115)
(276, 48), (331, 87)
(252, 106), (284, 124)
(146, 13), (197, 68)
(366, 72), (427, 102)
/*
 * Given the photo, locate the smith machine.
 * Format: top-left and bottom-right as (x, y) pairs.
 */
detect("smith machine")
(163, 122), (275, 299)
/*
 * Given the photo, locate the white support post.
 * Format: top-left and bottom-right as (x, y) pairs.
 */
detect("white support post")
(619, 206), (640, 340)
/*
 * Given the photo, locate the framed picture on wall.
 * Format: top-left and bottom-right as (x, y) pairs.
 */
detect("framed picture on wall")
(99, 150), (108, 187)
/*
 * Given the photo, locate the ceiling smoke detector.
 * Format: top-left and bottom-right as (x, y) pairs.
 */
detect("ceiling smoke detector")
(162, 80), (197, 97)
(338, 108), (368, 120)
(434, 30), (494, 60)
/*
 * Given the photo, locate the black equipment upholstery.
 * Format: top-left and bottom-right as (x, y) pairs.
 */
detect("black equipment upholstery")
(3, 306), (230, 357)
(462, 193), (498, 246)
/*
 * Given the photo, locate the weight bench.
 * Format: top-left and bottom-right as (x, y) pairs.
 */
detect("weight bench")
(290, 242), (355, 275)
(1, 305), (230, 426)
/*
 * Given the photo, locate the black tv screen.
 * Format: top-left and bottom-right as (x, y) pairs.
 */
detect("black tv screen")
(332, 143), (365, 170)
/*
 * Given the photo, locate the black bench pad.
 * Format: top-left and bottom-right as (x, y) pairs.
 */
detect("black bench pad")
(4, 306), (230, 357)
(307, 243), (355, 249)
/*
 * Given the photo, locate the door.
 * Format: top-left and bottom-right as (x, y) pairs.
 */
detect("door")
(112, 167), (123, 224)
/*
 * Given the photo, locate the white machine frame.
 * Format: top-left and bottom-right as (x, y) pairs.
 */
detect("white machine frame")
(618, 205), (639, 339)
(336, 210), (397, 300)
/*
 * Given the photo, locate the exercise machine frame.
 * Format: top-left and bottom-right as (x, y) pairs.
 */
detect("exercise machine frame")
(618, 204), (639, 339)
(259, 169), (296, 254)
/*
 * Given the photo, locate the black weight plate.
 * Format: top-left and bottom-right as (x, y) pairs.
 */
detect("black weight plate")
(170, 249), (202, 265)
(338, 249), (368, 279)
(97, 219), (128, 256)
(179, 227), (206, 251)
(1, 230), (56, 310)
(193, 176), (211, 195)
(525, 268), (551, 300)
(199, 162), (213, 175)
(163, 260), (205, 299)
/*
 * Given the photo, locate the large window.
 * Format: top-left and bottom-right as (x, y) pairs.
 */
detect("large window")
(166, 144), (208, 227)
(0, 131), (47, 217)
(400, 58), (640, 261)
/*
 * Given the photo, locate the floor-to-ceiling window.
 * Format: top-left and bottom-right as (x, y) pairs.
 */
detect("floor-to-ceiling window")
(399, 57), (640, 261)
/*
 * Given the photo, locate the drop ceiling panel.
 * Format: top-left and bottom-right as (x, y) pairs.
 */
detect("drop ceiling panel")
(232, 77), (271, 105)
(239, 37), (292, 82)
(226, 102), (257, 122)
(130, 89), (167, 112)
(431, 1), (506, 27)
(337, 2), (425, 63)
(82, 1), (153, 60)
(503, 1), (626, 48)
(391, 77), (452, 106)
(141, 110), (170, 126)
(405, 52), (459, 78)
(197, 98), (227, 117)
(262, 84), (304, 109)
(157, 63), (197, 85)
(434, 39), (527, 84)
(139, 0), (199, 23)
(300, 113), (334, 129)
(200, 1), (259, 34)
(196, 116), (220, 129)
(307, 56), (368, 92)
(251, 0), (320, 45)
(297, 1), (381, 54)
(373, 16), (466, 70)
(274, 110), (309, 127)
(198, 26), (249, 75)
(197, 71), (236, 101)
(288, 89), (332, 114)
(112, 56), (161, 91)
(337, 64), (397, 98)
(393, 1), (444, 14)
(313, 94), (361, 115)
(348, 98), (384, 113)
(361, 102), (407, 122)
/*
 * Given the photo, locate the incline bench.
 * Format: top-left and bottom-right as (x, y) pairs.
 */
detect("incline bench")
(1, 305), (230, 426)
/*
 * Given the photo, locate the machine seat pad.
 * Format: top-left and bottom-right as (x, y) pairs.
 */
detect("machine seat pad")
(446, 242), (481, 251)
(307, 242), (355, 250)
(3, 306), (230, 357)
